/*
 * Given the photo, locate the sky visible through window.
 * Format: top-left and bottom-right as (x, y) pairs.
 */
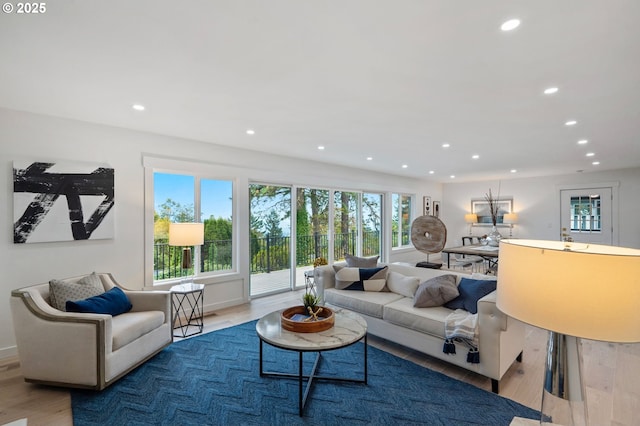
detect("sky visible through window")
(154, 173), (232, 220)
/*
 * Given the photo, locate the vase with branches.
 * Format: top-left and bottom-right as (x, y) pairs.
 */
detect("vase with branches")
(484, 187), (502, 246)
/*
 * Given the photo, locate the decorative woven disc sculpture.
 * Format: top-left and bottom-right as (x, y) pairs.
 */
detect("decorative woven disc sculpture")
(410, 215), (447, 269)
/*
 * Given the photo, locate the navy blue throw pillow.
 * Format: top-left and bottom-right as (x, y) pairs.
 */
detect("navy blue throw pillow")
(66, 287), (133, 316)
(444, 278), (497, 314)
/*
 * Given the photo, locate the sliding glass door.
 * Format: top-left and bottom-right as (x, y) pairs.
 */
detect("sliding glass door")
(249, 184), (388, 297)
(296, 187), (330, 269)
(249, 184), (291, 296)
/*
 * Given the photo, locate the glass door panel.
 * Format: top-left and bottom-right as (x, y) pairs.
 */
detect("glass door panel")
(296, 188), (329, 273)
(362, 192), (382, 258)
(333, 191), (359, 261)
(560, 187), (612, 245)
(249, 184), (292, 296)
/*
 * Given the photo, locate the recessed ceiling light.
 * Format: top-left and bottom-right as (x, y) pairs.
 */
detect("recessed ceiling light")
(544, 87), (559, 95)
(450, 175), (455, 179)
(132, 104), (145, 111)
(577, 139), (588, 145)
(586, 152), (595, 157)
(472, 154), (480, 160)
(429, 170), (435, 174)
(317, 146), (325, 150)
(246, 129), (255, 135)
(401, 164), (408, 169)
(565, 120), (577, 126)
(592, 161), (600, 165)
(510, 169), (517, 173)
(442, 143), (450, 148)
(501, 19), (521, 31)
(366, 157), (373, 161)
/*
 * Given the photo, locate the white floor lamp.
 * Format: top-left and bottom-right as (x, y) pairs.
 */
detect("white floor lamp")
(497, 239), (640, 425)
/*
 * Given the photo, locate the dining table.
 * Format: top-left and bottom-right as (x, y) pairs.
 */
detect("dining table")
(441, 244), (500, 272)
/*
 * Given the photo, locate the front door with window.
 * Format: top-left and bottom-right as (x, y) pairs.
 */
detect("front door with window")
(560, 187), (613, 245)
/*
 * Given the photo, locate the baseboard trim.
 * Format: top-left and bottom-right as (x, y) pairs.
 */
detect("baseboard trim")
(0, 345), (18, 361)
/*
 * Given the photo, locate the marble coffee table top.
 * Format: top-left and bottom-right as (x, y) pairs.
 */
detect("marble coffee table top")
(256, 307), (367, 351)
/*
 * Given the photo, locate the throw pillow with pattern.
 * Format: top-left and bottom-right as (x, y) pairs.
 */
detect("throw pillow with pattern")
(49, 272), (105, 311)
(335, 266), (388, 291)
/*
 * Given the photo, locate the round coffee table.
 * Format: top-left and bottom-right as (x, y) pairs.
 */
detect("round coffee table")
(256, 307), (368, 416)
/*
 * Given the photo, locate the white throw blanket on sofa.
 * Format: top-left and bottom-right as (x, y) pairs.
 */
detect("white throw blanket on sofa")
(443, 309), (480, 363)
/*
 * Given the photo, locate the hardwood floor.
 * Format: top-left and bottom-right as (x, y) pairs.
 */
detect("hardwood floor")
(1, 290), (639, 425)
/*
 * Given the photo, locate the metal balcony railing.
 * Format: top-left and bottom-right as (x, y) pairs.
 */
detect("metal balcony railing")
(153, 231), (393, 280)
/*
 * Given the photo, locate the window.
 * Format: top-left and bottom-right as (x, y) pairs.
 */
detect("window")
(570, 195), (601, 232)
(392, 193), (412, 248)
(153, 172), (233, 282)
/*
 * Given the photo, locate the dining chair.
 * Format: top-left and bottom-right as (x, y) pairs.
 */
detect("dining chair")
(460, 236), (485, 272)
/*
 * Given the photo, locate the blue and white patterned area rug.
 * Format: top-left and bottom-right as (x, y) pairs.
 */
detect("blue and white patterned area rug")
(71, 320), (539, 425)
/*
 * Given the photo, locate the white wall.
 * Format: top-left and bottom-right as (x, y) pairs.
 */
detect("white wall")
(441, 169), (640, 249)
(0, 108), (440, 358)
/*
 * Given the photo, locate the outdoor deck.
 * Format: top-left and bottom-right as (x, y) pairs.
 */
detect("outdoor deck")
(250, 266), (315, 297)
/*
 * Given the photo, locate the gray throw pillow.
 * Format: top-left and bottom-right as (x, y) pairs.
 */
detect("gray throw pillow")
(413, 274), (459, 308)
(344, 254), (379, 268)
(49, 272), (105, 311)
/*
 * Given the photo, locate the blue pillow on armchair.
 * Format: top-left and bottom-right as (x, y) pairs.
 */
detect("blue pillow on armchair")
(66, 287), (132, 316)
(444, 278), (497, 314)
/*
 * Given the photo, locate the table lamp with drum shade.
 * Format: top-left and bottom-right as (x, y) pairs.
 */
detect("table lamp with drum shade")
(497, 239), (640, 425)
(169, 222), (204, 276)
(464, 213), (477, 236)
(503, 213), (518, 237)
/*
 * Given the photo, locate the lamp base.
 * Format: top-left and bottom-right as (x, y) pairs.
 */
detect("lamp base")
(541, 332), (587, 426)
(181, 247), (192, 271)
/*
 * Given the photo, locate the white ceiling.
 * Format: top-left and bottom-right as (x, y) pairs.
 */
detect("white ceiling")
(1, 1), (639, 182)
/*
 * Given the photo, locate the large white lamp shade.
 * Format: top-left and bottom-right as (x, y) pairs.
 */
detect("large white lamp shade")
(497, 239), (640, 342)
(497, 239), (640, 425)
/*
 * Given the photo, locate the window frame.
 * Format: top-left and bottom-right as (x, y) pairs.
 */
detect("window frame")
(143, 157), (239, 288)
(391, 193), (414, 249)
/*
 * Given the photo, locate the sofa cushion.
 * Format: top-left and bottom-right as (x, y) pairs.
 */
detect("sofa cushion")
(383, 297), (453, 338)
(335, 266), (388, 291)
(444, 278), (497, 314)
(387, 271), (420, 298)
(111, 310), (166, 351)
(344, 254), (379, 267)
(66, 287), (133, 316)
(325, 288), (403, 319)
(413, 275), (459, 308)
(49, 272), (105, 311)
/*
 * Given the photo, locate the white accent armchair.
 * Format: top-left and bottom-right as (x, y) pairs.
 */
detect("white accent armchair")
(10, 273), (172, 390)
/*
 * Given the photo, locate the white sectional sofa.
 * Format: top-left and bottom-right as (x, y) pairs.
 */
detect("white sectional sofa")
(314, 262), (525, 393)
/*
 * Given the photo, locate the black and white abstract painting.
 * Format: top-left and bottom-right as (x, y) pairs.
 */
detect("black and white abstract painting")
(13, 161), (115, 244)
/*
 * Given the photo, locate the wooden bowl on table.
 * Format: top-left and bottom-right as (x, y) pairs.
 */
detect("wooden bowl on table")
(281, 306), (335, 333)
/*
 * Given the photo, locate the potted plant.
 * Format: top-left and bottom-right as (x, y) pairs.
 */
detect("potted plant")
(302, 292), (320, 312)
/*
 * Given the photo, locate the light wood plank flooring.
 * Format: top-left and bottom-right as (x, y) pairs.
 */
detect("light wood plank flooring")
(1, 290), (639, 426)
